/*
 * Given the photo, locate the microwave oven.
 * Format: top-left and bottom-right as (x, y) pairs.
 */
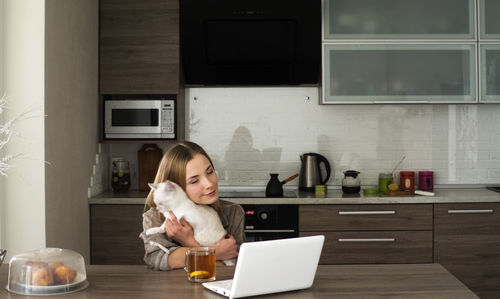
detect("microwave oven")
(104, 98), (175, 139)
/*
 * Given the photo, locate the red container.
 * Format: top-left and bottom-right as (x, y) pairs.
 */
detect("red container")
(400, 171), (415, 191)
(418, 171), (434, 191)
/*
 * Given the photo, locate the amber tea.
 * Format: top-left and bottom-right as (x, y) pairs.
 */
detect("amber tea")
(184, 247), (216, 282)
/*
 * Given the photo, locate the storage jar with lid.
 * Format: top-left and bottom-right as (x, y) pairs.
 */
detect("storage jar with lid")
(111, 157), (130, 192)
(378, 172), (393, 192)
(418, 171), (434, 191)
(400, 171), (415, 191)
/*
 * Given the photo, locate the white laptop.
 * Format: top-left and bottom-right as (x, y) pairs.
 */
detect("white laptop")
(202, 235), (324, 299)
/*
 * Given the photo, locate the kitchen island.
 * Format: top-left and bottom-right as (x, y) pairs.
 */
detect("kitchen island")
(0, 264), (478, 298)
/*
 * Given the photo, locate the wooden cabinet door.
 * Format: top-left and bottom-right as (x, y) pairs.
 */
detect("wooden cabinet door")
(90, 204), (145, 265)
(100, 0), (179, 94)
(434, 203), (500, 299)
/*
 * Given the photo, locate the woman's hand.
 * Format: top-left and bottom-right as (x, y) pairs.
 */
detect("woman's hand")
(164, 211), (199, 248)
(214, 235), (238, 261)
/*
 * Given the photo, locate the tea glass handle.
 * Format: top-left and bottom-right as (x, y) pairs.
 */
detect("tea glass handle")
(184, 249), (190, 273)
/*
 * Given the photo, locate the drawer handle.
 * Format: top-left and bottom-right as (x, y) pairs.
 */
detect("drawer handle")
(447, 209), (494, 214)
(338, 238), (396, 243)
(244, 229), (296, 233)
(339, 211), (396, 215)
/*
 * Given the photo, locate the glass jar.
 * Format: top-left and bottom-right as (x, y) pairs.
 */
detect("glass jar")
(378, 172), (393, 192)
(400, 171), (415, 191)
(111, 157), (130, 192)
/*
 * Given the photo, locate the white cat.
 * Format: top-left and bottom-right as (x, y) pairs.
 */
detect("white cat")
(145, 180), (227, 247)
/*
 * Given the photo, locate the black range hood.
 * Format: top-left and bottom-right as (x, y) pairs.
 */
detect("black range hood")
(180, 0), (321, 86)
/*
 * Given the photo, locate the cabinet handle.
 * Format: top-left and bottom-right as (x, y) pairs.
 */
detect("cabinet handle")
(338, 238), (395, 243)
(372, 101), (429, 104)
(339, 211), (396, 215)
(244, 229), (296, 233)
(447, 209), (494, 214)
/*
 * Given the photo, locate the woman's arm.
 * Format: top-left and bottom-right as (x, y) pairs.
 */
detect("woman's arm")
(140, 208), (179, 270)
(162, 211), (201, 268)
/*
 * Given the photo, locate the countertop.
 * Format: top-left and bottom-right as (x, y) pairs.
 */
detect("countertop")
(0, 264), (477, 298)
(89, 187), (500, 205)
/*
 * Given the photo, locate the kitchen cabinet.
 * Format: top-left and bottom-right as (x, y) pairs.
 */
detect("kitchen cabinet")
(99, 0), (179, 94)
(322, 44), (476, 104)
(323, 0), (475, 40)
(299, 204), (433, 264)
(434, 203), (500, 299)
(479, 0), (500, 40)
(480, 44), (500, 102)
(90, 204), (145, 265)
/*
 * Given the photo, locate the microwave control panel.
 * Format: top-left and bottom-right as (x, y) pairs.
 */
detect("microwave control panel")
(161, 100), (175, 138)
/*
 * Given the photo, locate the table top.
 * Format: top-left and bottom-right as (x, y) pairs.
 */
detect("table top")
(0, 263), (478, 298)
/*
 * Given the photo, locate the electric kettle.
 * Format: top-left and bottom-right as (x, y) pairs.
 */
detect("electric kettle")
(299, 153), (331, 192)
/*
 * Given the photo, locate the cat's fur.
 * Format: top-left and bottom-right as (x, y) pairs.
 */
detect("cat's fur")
(145, 180), (227, 247)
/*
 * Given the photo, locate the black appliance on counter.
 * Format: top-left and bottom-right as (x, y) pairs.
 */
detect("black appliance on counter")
(180, 0), (321, 85)
(219, 191), (299, 242)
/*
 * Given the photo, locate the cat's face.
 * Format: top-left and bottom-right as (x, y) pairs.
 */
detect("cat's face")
(149, 181), (187, 205)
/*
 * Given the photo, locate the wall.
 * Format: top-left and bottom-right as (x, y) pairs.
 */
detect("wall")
(186, 87), (500, 187)
(2, 0), (46, 259)
(0, 0), (4, 249)
(44, 0), (98, 262)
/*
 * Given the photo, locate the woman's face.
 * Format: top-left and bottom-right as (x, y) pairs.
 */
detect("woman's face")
(185, 154), (219, 205)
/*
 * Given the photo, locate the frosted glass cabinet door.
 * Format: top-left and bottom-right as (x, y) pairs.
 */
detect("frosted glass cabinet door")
(323, 0), (475, 40)
(322, 44), (476, 104)
(480, 44), (500, 102)
(479, 0), (500, 39)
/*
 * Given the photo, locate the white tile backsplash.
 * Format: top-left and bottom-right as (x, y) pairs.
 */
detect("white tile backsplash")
(186, 87), (500, 187)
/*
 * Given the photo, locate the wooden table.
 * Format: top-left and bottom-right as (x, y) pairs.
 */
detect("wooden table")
(0, 264), (478, 298)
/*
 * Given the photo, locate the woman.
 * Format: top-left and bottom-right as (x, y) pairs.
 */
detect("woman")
(139, 141), (245, 270)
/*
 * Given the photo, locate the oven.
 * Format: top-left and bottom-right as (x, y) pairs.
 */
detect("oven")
(241, 204), (299, 242)
(219, 190), (299, 242)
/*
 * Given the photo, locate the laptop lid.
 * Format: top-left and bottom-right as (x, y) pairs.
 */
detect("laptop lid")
(230, 235), (324, 298)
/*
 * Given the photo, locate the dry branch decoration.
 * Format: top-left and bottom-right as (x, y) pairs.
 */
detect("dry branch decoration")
(0, 94), (42, 176)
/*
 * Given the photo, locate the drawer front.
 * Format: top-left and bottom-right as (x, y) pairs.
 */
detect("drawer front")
(300, 231), (433, 265)
(300, 204), (433, 231)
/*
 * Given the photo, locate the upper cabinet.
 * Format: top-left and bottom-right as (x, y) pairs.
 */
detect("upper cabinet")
(323, 0), (475, 40)
(321, 0), (481, 104)
(323, 44), (476, 104)
(479, 0), (500, 40)
(99, 0), (179, 94)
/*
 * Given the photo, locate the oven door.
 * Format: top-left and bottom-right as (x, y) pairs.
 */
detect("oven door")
(105, 100), (162, 138)
(244, 229), (298, 242)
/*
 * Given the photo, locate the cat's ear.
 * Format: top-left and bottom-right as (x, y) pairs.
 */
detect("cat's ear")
(148, 183), (159, 190)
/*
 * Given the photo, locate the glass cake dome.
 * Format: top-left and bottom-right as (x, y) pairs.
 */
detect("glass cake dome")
(6, 248), (88, 295)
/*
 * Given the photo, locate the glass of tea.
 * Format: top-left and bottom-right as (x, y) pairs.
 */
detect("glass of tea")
(184, 247), (216, 282)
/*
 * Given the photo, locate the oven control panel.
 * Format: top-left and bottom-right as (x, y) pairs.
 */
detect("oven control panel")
(242, 204), (298, 230)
